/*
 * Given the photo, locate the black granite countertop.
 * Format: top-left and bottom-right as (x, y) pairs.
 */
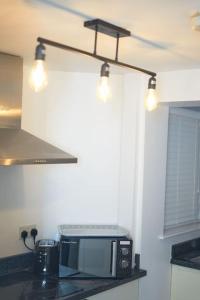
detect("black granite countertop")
(171, 238), (200, 271)
(0, 269), (146, 300)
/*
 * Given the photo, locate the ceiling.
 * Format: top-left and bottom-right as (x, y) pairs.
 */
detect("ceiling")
(1, 0), (200, 73)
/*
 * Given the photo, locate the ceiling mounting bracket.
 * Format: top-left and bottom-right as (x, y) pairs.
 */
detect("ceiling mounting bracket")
(84, 19), (131, 38)
(84, 19), (131, 62)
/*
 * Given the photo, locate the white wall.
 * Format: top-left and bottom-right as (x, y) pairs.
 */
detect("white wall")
(138, 105), (200, 300)
(117, 70), (200, 300)
(0, 66), (123, 257)
(136, 70), (200, 300)
(118, 73), (144, 236)
(158, 69), (200, 103)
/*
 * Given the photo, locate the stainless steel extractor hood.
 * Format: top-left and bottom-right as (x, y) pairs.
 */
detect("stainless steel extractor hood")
(0, 53), (77, 165)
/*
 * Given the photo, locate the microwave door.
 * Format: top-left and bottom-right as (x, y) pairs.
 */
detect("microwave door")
(59, 239), (80, 277)
(78, 239), (115, 278)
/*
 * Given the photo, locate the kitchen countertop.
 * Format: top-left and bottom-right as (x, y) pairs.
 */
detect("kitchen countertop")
(0, 268), (146, 300)
(171, 237), (200, 271)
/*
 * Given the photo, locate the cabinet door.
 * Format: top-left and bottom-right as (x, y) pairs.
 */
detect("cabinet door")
(171, 265), (200, 300)
(86, 280), (138, 300)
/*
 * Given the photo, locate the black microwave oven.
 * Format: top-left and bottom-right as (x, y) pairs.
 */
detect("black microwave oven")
(58, 225), (133, 279)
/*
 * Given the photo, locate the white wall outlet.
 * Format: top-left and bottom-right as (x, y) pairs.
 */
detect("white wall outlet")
(19, 224), (37, 240)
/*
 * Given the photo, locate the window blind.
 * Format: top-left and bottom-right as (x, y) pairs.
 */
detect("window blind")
(164, 109), (200, 231)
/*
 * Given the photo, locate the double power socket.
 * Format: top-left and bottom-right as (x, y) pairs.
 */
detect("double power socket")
(19, 224), (37, 240)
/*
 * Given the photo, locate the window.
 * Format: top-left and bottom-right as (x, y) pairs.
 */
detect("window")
(164, 108), (200, 237)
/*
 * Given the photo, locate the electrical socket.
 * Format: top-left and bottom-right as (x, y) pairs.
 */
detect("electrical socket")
(19, 225), (37, 240)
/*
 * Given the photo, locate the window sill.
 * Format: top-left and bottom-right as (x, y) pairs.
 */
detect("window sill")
(159, 223), (200, 240)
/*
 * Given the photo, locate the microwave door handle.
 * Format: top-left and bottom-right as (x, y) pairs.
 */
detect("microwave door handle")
(111, 241), (117, 277)
(61, 241), (78, 244)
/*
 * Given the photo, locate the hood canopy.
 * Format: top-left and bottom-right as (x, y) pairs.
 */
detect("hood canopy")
(0, 53), (77, 165)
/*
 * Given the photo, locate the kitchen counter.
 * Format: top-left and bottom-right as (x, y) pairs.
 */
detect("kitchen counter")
(171, 237), (200, 270)
(0, 268), (146, 300)
(170, 238), (200, 300)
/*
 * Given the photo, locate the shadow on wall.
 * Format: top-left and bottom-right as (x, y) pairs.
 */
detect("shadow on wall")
(0, 165), (59, 245)
(0, 165), (62, 211)
(0, 166), (25, 210)
(25, 0), (168, 50)
(25, 0), (93, 20)
(26, 0), (200, 64)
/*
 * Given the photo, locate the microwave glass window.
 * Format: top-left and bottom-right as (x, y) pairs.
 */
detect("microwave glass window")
(78, 239), (112, 276)
(60, 238), (114, 277)
(60, 240), (80, 276)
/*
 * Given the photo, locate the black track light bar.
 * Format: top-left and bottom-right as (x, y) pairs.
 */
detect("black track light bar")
(37, 37), (156, 77)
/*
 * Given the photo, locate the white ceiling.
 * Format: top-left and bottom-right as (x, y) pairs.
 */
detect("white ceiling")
(1, 0), (200, 73)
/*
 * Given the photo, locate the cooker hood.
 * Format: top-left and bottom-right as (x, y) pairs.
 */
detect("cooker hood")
(0, 53), (77, 165)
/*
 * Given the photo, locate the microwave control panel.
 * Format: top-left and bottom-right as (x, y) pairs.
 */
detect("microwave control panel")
(116, 240), (132, 277)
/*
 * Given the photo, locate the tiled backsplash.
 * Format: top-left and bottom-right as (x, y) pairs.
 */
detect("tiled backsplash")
(0, 253), (34, 276)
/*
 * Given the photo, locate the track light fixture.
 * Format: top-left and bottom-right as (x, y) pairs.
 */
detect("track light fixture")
(30, 19), (158, 110)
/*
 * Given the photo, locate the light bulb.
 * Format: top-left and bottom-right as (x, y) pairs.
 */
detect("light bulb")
(97, 76), (111, 102)
(145, 88), (158, 111)
(30, 60), (48, 92)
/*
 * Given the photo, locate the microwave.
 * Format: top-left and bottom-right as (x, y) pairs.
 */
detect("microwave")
(58, 225), (133, 279)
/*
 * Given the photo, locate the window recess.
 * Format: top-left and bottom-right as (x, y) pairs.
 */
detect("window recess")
(163, 108), (200, 238)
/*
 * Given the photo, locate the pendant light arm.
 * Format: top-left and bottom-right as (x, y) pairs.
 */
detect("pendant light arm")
(37, 37), (156, 77)
(115, 33), (119, 61)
